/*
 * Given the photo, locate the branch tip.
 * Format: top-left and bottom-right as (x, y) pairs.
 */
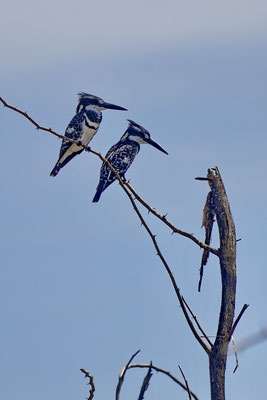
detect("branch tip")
(178, 365), (193, 400)
(116, 350), (141, 400)
(230, 304), (249, 337)
(195, 177), (211, 181)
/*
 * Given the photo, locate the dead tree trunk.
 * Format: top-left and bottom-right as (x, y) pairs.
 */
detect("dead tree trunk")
(207, 168), (236, 400)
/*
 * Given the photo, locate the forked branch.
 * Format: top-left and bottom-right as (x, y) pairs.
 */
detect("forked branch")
(2, 96), (243, 400)
(127, 363), (199, 400)
(1, 96), (211, 354)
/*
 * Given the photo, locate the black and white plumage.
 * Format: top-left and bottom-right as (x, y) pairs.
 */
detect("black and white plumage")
(50, 93), (127, 176)
(92, 120), (168, 202)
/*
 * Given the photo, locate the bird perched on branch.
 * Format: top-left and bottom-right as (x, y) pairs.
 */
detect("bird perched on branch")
(50, 93), (127, 176)
(92, 120), (168, 202)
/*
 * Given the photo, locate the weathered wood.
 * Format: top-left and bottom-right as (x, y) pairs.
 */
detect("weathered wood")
(207, 168), (236, 400)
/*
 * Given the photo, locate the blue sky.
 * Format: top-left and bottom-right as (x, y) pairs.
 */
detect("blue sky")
(1, 1), (267, 399)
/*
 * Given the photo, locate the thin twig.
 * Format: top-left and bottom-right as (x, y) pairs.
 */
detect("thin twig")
(128, 364), (199, 400)
(0, 95), (218, 257)
(178, 365), (192, 400)
(182, 296), (212, 348)
(0, 97), (70, 141)
(137, 362), (153, 400)
(230, 304), (249, 337)
(80, 369), (95, 400)
(116, 350), (141, 400)
(195, 177), (212, 181)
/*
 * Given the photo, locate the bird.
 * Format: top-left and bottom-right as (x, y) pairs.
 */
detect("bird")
(92, 119), (168, 202)
(50, 93), (127, 176)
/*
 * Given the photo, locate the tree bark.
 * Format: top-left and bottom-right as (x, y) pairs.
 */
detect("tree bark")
(207, 168), (237, 400)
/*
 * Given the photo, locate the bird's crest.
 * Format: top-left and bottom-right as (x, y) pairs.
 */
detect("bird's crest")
(78, 92), (104, 103)
(127, 119), (149, 135)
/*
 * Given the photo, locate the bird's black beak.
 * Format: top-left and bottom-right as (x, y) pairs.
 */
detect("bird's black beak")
(103, 102), (127, 111)
(145, 137), (168, 155)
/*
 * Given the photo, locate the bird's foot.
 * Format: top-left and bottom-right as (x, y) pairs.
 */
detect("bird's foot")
(121, 176), (131, 185)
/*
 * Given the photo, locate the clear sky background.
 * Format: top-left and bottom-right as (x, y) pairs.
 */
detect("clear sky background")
(1, 1), (267, 399)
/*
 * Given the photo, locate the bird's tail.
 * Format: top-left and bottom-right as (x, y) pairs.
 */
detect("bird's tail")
(50, 164), (61, 177)
(50, 149), (84, 177)
(92, 181), (105, 203)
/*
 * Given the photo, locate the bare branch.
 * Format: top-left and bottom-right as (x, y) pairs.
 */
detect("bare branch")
(0, 96), (71, 142)
(116, 350), (141, 400)
(128, 364), (199, 400)
(1, 96), (210, 354)
(80, 369), (95, 400)
(230, 304), (249, 337)
(178, 365), (192, 400)
(137, 362), (153, 400)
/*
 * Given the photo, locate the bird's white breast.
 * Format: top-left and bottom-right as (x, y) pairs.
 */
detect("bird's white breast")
(80, 116), (99, 145)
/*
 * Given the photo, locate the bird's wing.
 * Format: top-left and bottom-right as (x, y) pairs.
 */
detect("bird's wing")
(58, 112), (85, 158)
(104, 142), (121, 160)
(110, 144), (138, 175)
(100, 143), (139, 186)
(93, 144), (139, 200)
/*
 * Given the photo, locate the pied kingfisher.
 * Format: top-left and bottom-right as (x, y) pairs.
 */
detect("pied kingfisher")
(92, 120), (168, 202)
(50, 93), (127, 176)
